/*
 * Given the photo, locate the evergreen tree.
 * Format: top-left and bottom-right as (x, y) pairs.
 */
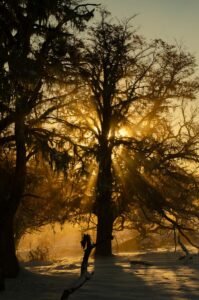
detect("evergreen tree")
(0, 0), (95, 277)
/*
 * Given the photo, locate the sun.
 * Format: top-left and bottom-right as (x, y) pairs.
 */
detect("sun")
(116, 126), (131, 138)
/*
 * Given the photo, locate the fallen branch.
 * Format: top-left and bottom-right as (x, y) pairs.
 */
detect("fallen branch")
(60, 272), (93, 300)
(60, 234), (114, 299)
(60, 234), (95, 300)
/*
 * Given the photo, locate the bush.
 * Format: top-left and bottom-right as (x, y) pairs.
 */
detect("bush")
(28, 246), (49, 262)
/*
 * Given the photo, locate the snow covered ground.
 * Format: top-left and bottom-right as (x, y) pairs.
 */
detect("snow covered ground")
(1, 251), (199, 300)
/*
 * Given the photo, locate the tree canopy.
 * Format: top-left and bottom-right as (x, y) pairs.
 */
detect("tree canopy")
(0, 6), (199, 276)
(0, 0), (96, 277)
(56, 11), (199, 254)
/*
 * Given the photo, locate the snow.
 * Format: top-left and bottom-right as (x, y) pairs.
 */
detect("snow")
(1, 251), (199, 300)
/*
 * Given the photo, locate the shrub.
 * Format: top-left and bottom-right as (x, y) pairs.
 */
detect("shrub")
(28, 246), (49, 262)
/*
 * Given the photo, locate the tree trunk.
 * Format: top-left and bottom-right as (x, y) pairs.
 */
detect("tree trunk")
(95, 208), (114, 256)
(95, 139), (114, 256)
(0, 110), (26, 278)
(0, 214), (19, 278)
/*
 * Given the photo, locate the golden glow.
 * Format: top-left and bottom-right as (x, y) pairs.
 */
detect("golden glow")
(18, 223), (82, 260)
(117, 126), (131, 138)
(112, 151), (128, 192)
(81, 161), (99, 205)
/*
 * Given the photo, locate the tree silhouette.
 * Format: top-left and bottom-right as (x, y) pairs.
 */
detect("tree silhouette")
(60, 11), (199, 255)
(0, 0), (96, 277)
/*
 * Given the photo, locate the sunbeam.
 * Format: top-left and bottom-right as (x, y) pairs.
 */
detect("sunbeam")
(81, 161), (99, 207)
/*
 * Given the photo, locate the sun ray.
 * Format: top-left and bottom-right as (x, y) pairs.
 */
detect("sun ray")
(112, 151), (128, 194)
(81, 161), (99, 206)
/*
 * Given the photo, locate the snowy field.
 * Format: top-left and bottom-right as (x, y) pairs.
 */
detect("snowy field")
(1, 251), (199, 300)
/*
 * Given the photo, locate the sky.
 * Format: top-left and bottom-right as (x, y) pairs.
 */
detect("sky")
(91, 0), (199, 67)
